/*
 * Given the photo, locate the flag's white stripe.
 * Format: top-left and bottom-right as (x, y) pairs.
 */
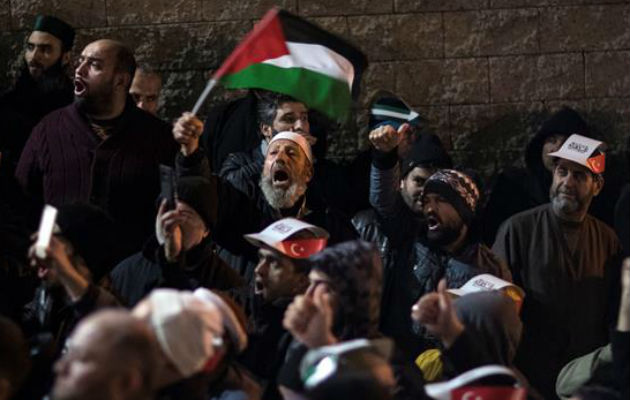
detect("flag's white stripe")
(370, 108), (420, 121)
(262, 42), (354, 89)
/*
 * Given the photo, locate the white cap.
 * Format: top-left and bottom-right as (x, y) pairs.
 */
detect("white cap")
(146, 289), (224, 378)
(425, 365), (524, 400)
(193, 288), (248, 353)
(268, 131), (313, 162)
(447, 274), (525, 300)
(244, 218), (329, 259)
(548, 133), (605, 174)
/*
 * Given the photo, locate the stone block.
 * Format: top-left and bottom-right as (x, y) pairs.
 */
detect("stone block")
(159, 70), (246, 121)
(0, 31), (27, 88)
(540, 5), (630, 52)
(107, 0), (201, 25)
(395, 60), (446, 105)
(395, 0), (487, 12)
(348, 14), (442, 61)
(300, 0), (392, 16)
(444, 9), (538, 57)
(450, 101), (547, 176)
(359, 62), (397, 107)
(490, 0), (630, 7)
(310, 16), (351, 39)
(202, 0), (296, 21)
(414, 105), (451, 148)
(490, 53), (583, 102)
(75, 22), (251, 70)
(585, 51), (630, 98)
(0, 0), (11, 31)
(443, 58), (489, 104)
(546, 98), (630, 148)
(395, 58), (488, 105)
(10, 0), (106, 29)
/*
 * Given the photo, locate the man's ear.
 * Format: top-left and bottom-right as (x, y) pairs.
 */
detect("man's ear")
(61, 51), (71, 67)
(115, 72), (131, 91)
(304, 161), (314, 183)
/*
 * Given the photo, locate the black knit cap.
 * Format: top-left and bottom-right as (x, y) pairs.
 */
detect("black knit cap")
(401, 132), (452, 178)
(33, 15), (75, 50)
(176, 176), (216, 229)
(422, 169), (480, 225)
(56, 203), (118, 283)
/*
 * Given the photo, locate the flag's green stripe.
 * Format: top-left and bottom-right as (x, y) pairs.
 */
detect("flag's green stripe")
(220, 63), (351, 121)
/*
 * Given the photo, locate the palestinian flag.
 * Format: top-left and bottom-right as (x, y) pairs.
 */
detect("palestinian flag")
(213, 8), (367, 121)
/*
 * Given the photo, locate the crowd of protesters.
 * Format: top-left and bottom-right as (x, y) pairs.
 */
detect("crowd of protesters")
(0, 15), (628, 400)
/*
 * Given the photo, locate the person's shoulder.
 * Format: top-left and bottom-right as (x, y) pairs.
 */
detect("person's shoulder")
(585, 214), (619, 242)
(129, 105), (171, 130)
(508, 203), (549, 223)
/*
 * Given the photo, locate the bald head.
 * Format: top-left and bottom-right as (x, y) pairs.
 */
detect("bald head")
(90, 39), (136, 88)
(53, 310), (159, 400)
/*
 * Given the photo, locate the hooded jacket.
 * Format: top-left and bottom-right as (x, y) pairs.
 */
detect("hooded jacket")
(482, 107), (588, 244)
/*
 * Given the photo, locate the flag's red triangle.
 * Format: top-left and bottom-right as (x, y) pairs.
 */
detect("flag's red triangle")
(213, 8), (289, 79)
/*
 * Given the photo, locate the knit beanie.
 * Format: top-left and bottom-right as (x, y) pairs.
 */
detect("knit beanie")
(56, 202), (118, 283)
(176, 177), (216, 229)
(422, 169), (480, 225)
(401, 132), (452, 178)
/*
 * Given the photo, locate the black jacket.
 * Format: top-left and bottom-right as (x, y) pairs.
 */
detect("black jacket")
(354, 207), (512, 359)
(110, 236), (245, 307)
(234, 290), (294, 400)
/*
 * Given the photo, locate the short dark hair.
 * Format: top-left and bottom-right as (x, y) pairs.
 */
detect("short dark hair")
(309, 240), (382, 340)
(256, 91), (302, 127)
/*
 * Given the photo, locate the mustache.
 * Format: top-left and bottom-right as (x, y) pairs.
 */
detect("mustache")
(28, 61), (44, 69)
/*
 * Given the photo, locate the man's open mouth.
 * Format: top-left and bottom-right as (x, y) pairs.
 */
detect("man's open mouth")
(74, 78), (87, 96)
(426, 215), (441, 231)
(37, 265), (50, 279)
(254, 279), (265, 294)
(272, 168), (290, 188)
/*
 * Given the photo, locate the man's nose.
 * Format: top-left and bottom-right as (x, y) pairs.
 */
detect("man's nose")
(255, 262), (268, 277)
(75, 60), (87, 76)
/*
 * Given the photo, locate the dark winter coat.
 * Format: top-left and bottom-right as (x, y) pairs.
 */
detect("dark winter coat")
(110, 236), (245, 307)
(15, 99), (178, 254)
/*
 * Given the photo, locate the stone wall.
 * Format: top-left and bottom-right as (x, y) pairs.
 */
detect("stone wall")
(1, 0), (629, 178)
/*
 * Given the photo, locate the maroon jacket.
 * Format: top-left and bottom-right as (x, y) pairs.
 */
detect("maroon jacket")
(16, 100), (177, 254)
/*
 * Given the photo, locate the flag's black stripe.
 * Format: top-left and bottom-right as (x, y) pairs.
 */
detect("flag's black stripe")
(278, 9), (368, 99)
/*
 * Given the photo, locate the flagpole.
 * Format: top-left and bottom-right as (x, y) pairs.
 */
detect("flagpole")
(191, 78), (218, 116)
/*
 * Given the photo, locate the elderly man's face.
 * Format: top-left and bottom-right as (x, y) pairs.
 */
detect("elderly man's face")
(74, 40), (121, 105)
(24, 31), (65, 79)
(550, 159), (602, 220)
(260, 139), (312, 209)
(52, 318), (120, 400)
(130, 70), (162, 115)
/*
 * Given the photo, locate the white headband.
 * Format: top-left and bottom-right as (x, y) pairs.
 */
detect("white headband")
(268, 131), (313, 162)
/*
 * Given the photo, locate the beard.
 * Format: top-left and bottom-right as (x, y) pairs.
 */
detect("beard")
(75, 80), (116, 117)
(426, 225), (462, 248)
(260, 173), (308, 210)
(19, 58), (71, 93)
(550, 186), (584, 219)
